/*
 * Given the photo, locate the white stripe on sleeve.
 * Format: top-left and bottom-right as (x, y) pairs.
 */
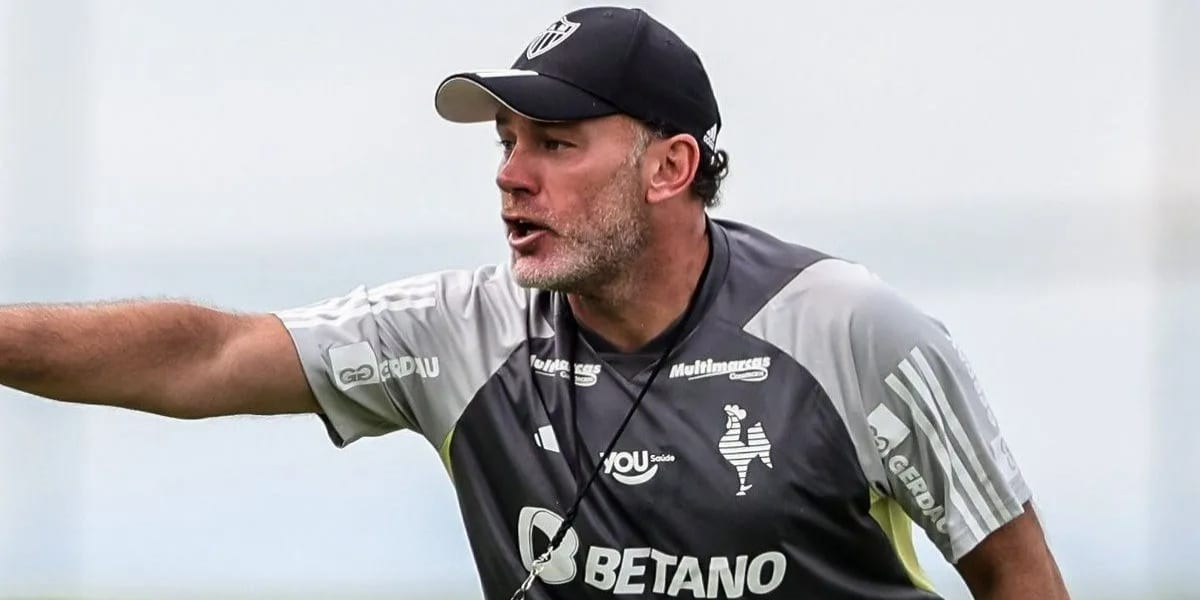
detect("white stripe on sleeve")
(910, 348), (1016, 522)
(277, 282), (439, 329)
(897, 359), (1001, 532)
(885, 373), (988, 542)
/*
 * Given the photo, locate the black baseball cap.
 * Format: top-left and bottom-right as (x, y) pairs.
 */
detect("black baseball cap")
(434, 6), (721, 152)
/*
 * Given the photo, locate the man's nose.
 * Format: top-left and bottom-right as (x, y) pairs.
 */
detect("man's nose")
(496, 146), (537, 199)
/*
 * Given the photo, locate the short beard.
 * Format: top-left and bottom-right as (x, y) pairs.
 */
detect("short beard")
(512, 150), (651, 293)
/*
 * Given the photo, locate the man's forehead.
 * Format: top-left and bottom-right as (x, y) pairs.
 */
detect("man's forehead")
(494, 110), (636, 138)
(494, 109), (576, 131)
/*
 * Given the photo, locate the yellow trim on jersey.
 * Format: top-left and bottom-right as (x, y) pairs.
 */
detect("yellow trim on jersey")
(438, 426), (456, 480)
(869, 489), (936, 592)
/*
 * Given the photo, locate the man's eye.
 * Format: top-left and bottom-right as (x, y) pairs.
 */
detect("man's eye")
(542, 139), (570, 151)
(497, 139), (515, 154)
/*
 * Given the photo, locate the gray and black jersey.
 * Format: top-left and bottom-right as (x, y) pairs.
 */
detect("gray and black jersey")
(276, 219), (1031, 599)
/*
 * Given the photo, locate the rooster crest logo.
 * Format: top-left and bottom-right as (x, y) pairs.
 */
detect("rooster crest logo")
(717, 404), (774, 496)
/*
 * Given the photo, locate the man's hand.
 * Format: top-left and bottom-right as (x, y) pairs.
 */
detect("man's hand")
(955, 501), (1070, 599)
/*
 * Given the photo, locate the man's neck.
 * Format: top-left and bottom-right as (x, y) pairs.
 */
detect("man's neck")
(567, 217), (710, 353)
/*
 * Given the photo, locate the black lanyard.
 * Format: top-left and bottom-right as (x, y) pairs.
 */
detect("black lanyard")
(512, 243), (712, 600)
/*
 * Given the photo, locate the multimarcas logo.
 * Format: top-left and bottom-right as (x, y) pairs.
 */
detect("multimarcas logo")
(668, 356), (771, 382)
(517, 507), (787, 597)
(531, 354), (602, 387)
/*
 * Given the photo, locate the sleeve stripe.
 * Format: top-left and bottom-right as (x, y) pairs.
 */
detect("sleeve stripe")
(280, 296), (438, 329)
(910, 348), (1017, 523)
(896, 358), (1002, 533)
(276, 281), (440, 329)
(276, 282), (438, 318)
(884, 372), (988, 542)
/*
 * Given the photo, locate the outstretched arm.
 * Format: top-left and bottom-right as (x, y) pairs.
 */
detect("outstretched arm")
(0, 301), (318, 419)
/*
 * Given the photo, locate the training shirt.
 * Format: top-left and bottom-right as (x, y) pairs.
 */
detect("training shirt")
(275, 219), (1031, 599)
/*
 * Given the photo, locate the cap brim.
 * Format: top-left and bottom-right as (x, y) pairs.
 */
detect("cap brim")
(435, 70), (618, 123)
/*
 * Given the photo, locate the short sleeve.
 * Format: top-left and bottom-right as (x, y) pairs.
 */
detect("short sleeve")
(272, 264), (532, 449)
(848, 280), (1032, 562)
(743, 258), (1032, 563)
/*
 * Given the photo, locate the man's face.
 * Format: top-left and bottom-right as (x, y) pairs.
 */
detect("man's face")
(495, 110), (652, 292)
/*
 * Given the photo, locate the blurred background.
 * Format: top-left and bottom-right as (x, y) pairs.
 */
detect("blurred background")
(1, 0), (1196, 598)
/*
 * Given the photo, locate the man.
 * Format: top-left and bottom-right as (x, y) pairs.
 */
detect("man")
(0, 6), (1068, 599)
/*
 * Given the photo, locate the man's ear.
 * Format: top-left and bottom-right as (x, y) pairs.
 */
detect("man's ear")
(645, 133), (701, 204)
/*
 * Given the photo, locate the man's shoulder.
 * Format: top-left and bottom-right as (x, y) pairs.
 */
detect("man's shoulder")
(716, 218), (900, 320)
(353, 262), (531, 324)
(277, 262), (532, 334)
(716, 219), (928, 336)
(716, 218), (835, 271)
